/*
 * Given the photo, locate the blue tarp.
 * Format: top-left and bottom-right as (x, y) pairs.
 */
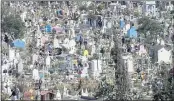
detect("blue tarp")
(45, 25), (52, 33)
(127, 27), (137, 38)
(12, 39), (25, 48)
(120, 20), (125, 29)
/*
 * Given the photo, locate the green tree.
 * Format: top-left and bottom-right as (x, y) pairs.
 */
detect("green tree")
(123, 8), (131, 16)
(79, 5), (88, 11)
(1, 3), (25, 39)
(88, 3), (95, 10)
(137, 17), (163, 43)
(134, 11), (140, 17)
(97, 3), (105, 12)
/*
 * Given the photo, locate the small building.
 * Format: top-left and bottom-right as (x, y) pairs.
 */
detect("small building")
(40, 90), (55, 100)
(158, 46), (172, 64)
(90, 60), (102, 79)
(143, 1), (156, 17)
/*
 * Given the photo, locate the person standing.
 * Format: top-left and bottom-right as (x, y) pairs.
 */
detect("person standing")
(9, 89), (17, 100)
(79, 36), (83, 49)
(38, 79), (42, 90)
(16, 87), (20, 100)
(84, 38), (88, 49)
(100, 47), (105, 57)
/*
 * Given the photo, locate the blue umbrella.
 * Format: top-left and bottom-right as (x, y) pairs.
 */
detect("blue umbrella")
(13, 39), (25, 48)
(45, 25), (52, 33)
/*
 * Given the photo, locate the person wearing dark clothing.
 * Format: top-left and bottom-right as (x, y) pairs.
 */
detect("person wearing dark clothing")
(107, 35), (110, 39)
(127, 45), (131, 53)
(77, 59), (83, 68)
(79, 36), (83, 49)
(56, 48), (62, 55)
(38, 79), (42, 90)
(84, 38), (88, 48)
(66, 1), (70, 6)
(10, 89), (17, 100)
(168, 67), (174, 83)
(73, 64), (78, 71)
(4, 34), (9, 43)
(10, 90), (16, 97)
(66, 70), (69, 76)
(49, 90), (54, 100)
(102, 34), (106, 39)
(100, 48), (105, 57)
(122, 37), (125, 45)
(98, 20), (102, 28)
(88, 18), (92, 27)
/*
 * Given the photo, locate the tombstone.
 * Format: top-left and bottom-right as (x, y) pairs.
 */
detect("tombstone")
(81, 89), (84, 96)
(81, 66), (88, 78)
(30, 65), (34, 69)
(53, 38), (59, 48)
(20, 11), (27, 22)
(63, 86), (67, 96)
(18, 59), (23, 73)
(36, 25), (42, 47)
(9, 48), (15, 61)
(32, 69), (40, 81)
(70, 28), (75, 38)
(139, 45), (147, 55)
(46, 56), (50, 67)
(127, 57), (134, 73)
(91, 45), (96, 55)
(66, 89), (69, 96)
(91, 60), (102, 78)
(107, 21), (112, 28)
(84, 88), (89, 96)
(32, 54), (38, 64)
(56, 90), (62, 100)
(160, 39), (165, 45)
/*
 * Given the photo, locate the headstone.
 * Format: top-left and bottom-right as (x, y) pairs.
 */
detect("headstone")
(53, 38), (59, 48)
(63, 86), (67, 96)
(81, 89), (84, 96)
(91, 45), (96, 55)
(32, 69), (40, 81)
(127, 58), (134, 73)
(9, 49), (15, 61)
(32, 54), (38, 64)
(85, 88), (89, 96)
(18, 59), (23, 73)
(91, 60), (102, 78)
(56, 90), (62, 100)
(46, 56), (50, 67)
(16, 52), (20, 60)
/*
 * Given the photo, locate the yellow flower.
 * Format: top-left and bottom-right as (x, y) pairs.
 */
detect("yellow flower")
(31, 96), (34, 100)
(73, 60), (78, 65)
(83, 50), (89, 56)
